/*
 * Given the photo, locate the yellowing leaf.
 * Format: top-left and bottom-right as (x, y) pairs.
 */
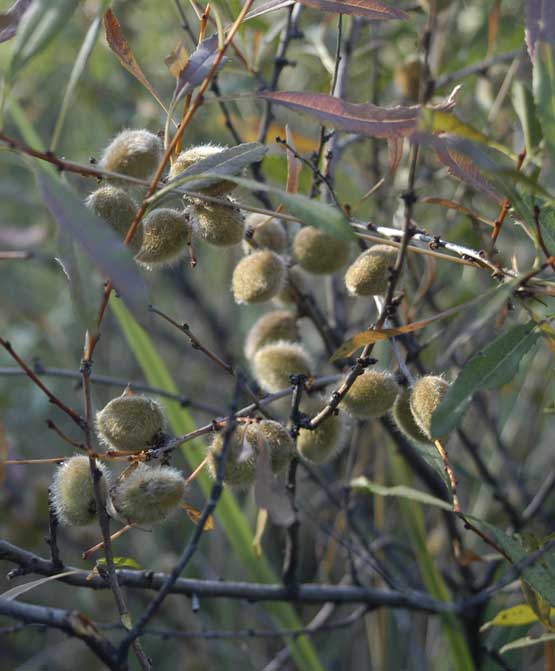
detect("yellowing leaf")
(181, 502), (215, 530)
(165, 41), (189, 79)
(253, 508), (269, 559)
(480, 604), (540, 632)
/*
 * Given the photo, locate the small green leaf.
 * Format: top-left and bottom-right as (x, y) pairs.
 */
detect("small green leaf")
(351, 477), (453, 512)
(431, 322), (539, 438)
(500, 632), (555, 655)
(512, 81), (543, 155)
(120, 613), (133, 631)
(7, 0), (80, 81)
(97, 557), (143, 570)
(480, 604), (539, 632)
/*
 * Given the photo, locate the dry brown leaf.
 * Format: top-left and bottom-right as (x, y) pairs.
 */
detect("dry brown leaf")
(165, 42), (189, 80)
(103, 9), (167, 113)
(181, 502), (215, 531)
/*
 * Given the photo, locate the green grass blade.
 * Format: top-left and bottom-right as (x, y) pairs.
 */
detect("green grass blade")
(111, 298), (324, 671)
(390, 455), (474, 671)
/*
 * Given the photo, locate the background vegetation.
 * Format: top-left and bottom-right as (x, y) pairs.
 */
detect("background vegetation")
(1, 1), (555, 669)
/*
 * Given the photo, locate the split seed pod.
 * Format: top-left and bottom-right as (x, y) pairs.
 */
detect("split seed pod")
(192, 198), (244, 247)
(135, 208), (190, 269)
(409, 375), (450, 439)
(243, 212), (287, 254)
(51, 456), (110, 526)
(252, 341), (311, 393)
(232, 250), (286, 304)
(244, 310), (299, 360)
(296, 396), (343, 464)
(86, 186), (142, 253)
(170, 144), (236, 196)
(341, 370), (399, 419)
(96, 392), (167, 452)
(100, 129), (163, 182)
(293, 226), (351, 274)
(392, 389), (430, 444)
(345, 245), (398, 297)
(110, 464), (186, 524)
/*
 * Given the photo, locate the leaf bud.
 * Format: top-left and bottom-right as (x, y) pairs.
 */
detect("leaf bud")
(252, 341), (312, 393)
(135, 208), (190, 269)
(341, 370), (399, 419)
(96, 392), (167, 452)
(232, 250), (286, 304)
(110, 464), (186, 524)
(293, 226), (351, 274)
(345, 245), (399, 297)
(51, 455), (110, 526)
(244, 310), (299, 360)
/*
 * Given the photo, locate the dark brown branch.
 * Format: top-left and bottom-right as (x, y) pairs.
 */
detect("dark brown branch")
(0, 598), (124, 671)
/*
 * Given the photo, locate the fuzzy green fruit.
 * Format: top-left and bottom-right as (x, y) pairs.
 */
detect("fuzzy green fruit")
(409, 376), (450, 439)
(244, 310), (299, 360)
(342, 370), (399, 419)
(232, 250), (286, 304)
(345, 245), (398, 297)
(100, 129), (163, 182)
(296, 396), (343, 464)
(191, 198), (244, 247)
(293, 226), (351, 274)
(243, 212), (287, 254)
(51, 456), (110, 526)
(135, 208), (190, 269)
(252, 341), (312, 393)
(86, 186), (142, 253)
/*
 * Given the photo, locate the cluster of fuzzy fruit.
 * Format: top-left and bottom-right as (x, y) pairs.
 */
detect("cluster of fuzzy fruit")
(51, 393), (186, 528)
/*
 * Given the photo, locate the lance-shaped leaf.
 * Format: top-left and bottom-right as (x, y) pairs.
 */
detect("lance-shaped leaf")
(500, 632), (555, 655)
(525, 0), (555, 60)
(413, 132), (504, 203)
(431, 322), (539, 438)
(7, 0), (80, 80)
(0, 0), (32, 43)
(295, 0), (407, 20)
(351, 477), (453, 512)
(36, 171), (148, 313)
(480, 604), (542, 632)
(174, 34), (222, 102)
(158, 142), (268, 197)
(103, 9), (167, 114)
(259, 87), (461, 139)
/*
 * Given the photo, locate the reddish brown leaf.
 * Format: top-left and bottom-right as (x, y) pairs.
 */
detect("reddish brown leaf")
(103, 9), (167, 112)
(387, 137), (404, 176)
(296, 0), (408, 19)
(259, 89), (459, 140)
(181, 502), (215, 530)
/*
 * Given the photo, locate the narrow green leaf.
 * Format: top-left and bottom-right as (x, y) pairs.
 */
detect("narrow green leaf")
(480, 604), (539, 631)
(500, 632), (555, 655)
(431, 322), (539, 438)
(390, 455), (474, 671)
(468, 516), (555, 606)
(533, 42), (555, 164)
(50, 16), (102, 152)
(97, 557), (142, 570)
(203, 173), (355, 240)
(1, 570), (80, 600)
(35, 170), (148, 314)
(152, 142), (268, 203)
(7, 0), (80, 81)
(351, 476), (453, 512)
(512, 81), (543, 155)
(110, 299), (324, 671)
